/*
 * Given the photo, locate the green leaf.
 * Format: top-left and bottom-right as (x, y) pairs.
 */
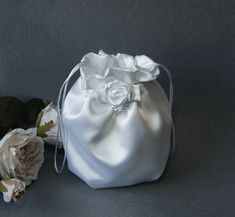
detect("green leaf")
(0, 128), (9, 140)
(0, 96), (25, 128)
(24, 98), (47, 126)
(0, 181), (7, 193)
(37, 120), (54, 137)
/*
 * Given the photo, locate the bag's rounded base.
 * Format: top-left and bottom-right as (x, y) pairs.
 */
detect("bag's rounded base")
(64, 81), (172, 189)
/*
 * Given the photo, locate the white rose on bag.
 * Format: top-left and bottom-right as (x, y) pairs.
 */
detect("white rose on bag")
(0, 128), (44, 186)
(1, 178), (26, 203)
(37, 103), (60, 146)
(105, 80), (135, 112)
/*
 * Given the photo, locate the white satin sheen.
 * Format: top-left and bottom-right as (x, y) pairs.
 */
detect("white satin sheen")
(57, 51), (174, 188)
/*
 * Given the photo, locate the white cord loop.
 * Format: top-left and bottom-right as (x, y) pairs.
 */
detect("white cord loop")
(156, 63), (175, 152)
(54, 63), (81, 173)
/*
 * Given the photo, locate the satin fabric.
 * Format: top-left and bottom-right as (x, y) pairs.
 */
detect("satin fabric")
(60, 51), (173, 188)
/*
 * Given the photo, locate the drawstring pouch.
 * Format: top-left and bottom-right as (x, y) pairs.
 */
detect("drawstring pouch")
(54, 50), (175, 189)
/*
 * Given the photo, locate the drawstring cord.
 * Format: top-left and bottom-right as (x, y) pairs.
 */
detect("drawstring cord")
(156, 63), (175, 152)
(54, 63), (81, 173)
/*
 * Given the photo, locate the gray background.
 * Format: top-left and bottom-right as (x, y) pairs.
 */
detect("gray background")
(0, 0), (234, 216)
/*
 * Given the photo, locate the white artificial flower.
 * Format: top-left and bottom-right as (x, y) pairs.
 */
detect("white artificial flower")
(0, 128), (44, 185)
(105, 80), (134, 112)
(38, 103), (60, 145)
(1, 178), (26, 203)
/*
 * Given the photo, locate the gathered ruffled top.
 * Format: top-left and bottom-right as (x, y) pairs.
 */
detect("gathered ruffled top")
(79, 50), (159, 90)
(78, 50), (160, 111)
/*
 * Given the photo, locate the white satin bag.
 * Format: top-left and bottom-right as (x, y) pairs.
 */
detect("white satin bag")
(55, 51), (175, 189)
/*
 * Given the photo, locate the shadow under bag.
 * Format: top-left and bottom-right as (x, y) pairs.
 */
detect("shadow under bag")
(55, 50), (175, 189)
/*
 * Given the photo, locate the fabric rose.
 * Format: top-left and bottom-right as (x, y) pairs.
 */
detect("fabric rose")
(1, 178), (26, 203)
(37, 103), (60, 145)
(79, 50), (159, 90)
(0, 128), (44, 185)
(105, 80), (134, 111)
